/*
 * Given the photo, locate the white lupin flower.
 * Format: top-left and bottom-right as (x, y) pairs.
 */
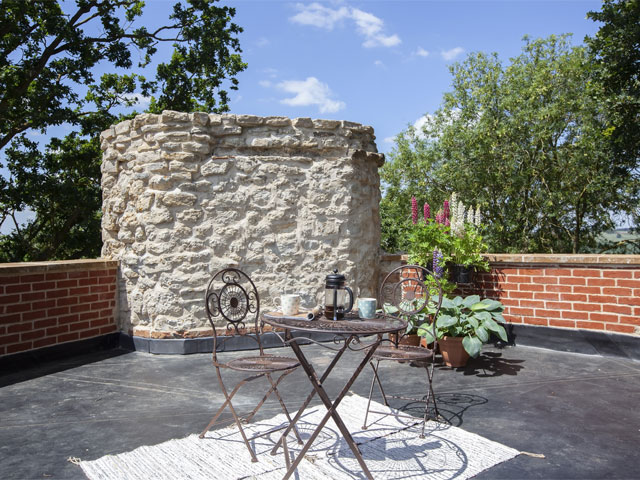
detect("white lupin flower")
(450, 192), (458, 222)
(467, 206), (474, 224)
(475, 205), (482, 226)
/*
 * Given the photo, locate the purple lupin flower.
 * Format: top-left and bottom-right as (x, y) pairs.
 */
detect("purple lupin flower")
(435, 212), (444, 224)
(411, 196), (418, 224)
(424, 202), (431, 221)
(433, 249), (444, 279)
(443, 200), (450, 221)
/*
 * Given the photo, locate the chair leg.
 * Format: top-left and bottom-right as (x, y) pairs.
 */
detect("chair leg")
(421, 361), (438, 439)
(265, 371), (304, 445)
(201, 370), (259, 463)
(362, 360), (386, 430)
(199, 380), (245, 438)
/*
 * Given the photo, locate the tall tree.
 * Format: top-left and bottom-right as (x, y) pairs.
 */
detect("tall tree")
(0, 0), (246, 262)
(586, 0), (640, 230)
(382, 35), (637, 254)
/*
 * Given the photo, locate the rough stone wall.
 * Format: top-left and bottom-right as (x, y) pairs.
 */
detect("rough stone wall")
(100, 111), (384, 335)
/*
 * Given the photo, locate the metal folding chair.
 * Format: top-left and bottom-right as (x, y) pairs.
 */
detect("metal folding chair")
(199, 268), (302, 462)
(362, 264), (443, 438)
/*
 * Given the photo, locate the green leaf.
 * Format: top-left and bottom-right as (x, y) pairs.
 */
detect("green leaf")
(483, 317), (509, 340)
(462, 295), (481, 308)
(475, 326), (489, 343)
(462, 335), (483, 357)
(417, 323), (435, 343)
(474, 311), (492, 322)
(482, 299), (504, 311)
(467, 316), (479, 329)
(436, 314), (458, 328)
(441, 296), (457, 309)
(383, 303), (399, 314)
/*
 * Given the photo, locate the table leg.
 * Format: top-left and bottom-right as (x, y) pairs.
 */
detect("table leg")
(281, 334), (383, 480)
(271, 330), (350, 455)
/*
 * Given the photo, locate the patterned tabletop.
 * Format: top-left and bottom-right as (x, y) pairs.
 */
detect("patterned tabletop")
(262, 311), (406, 335)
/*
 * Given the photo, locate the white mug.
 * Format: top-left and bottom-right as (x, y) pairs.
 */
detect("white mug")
(274, 294), (301, 316)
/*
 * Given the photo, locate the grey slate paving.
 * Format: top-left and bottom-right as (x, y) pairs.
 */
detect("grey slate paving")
(1, 343), (639, 479)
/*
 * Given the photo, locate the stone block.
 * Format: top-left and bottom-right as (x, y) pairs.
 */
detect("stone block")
(292, 117), (313, 128)
(161, 110), (190, 123)
(191, 112), (210, 126)
(313, 119), (340, 129)
(201, 158), (231, 176)
(236, 114), (264, 126)
(208, 114), (223, 125)
(211, 125), (242, 136)
(115, 120), (131, 136)
(265, 116), (291, 126)
(161, 191), (197, 207)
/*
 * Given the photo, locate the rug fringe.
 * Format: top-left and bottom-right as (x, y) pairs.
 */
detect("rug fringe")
(520, 451), (546, 458)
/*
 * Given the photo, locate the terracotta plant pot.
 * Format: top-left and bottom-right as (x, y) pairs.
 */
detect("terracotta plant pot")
(439, 336), (470, 367)
(389, 333), (421, 346)
(420, 337), (434, 349)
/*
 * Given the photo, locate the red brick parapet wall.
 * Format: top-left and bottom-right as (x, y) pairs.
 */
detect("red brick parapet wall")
(455, 254), (640, 335)
(1, 255), (638, 356)
(0, 259), (118, 357)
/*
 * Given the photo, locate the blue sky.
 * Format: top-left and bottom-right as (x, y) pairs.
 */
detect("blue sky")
(1, 0), (606, 234)
(226, 0), (602, 153)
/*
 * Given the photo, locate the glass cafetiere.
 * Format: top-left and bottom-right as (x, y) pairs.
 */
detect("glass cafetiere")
(324, 269), (354, 320)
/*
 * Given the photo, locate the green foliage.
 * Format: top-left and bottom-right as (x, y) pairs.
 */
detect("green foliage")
(407, 220), (453, 265)
(450, 226), (489, 270)
(586, 0), (640, 233)
(0, 0), (246, 261)
(381, 34), (638, 254)
(381, 301), (430, 335)
(418, 295), (508, 358)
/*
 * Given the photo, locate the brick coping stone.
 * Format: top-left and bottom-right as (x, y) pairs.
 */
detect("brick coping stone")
(0, 259), (118, 274)
(383, 253), (640, 266)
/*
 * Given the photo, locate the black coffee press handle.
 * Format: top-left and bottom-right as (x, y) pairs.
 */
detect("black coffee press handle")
(343, 286), (354, 314)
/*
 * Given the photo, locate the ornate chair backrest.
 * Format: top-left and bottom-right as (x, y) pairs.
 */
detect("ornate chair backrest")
(205, 268), (262, 362)
(378, 264), (443, 351)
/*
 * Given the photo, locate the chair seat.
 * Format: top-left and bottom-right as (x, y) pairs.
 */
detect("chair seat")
(372, 344), (435, 362)
(225, 355), (300, 373)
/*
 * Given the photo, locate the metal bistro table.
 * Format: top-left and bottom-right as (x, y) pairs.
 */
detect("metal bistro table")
(261, 311), (407, 480)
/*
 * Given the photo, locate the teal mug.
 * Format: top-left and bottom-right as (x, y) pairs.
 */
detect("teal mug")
(358, 298), (377, 319)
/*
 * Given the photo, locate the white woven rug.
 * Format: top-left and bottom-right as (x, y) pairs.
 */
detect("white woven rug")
(79, 394), (519, 480)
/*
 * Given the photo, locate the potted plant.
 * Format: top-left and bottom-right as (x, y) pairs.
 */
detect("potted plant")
(417, 294), (508, 367)
(449, 226), (490, 283)
(406, 197), (457, 294)
(448, 193), (489, 284)
(406, 193), (489, 286)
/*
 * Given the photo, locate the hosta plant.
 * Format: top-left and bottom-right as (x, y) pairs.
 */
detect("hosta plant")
(418, 294), (508, 357)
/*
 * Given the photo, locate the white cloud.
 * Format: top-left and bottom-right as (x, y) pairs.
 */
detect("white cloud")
(415, 47), (429, 57)
(277, 77), (345, 113)
(374, 60), (385, 68)
(290, 3), (400, 48)
(383, 136), (396, 144)
(122, 93), (151, 109)
(441, 47), (465, 61)
(258, 80), (272, 88)
(290, 3), (350, 29)
(414, 115), (433, 132)
(351, 7), (401, 48)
